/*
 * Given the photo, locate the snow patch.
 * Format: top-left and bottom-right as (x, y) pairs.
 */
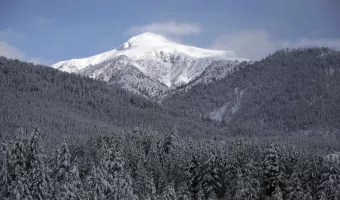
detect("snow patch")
(209, 87), (245, 122)
(210, 103), (230, 122)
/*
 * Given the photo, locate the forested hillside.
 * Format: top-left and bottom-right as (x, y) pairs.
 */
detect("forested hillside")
(0, 57), (219, 143)
(164, 48), (340, 135)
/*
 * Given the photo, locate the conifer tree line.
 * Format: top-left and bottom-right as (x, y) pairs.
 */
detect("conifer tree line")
(1, 127), (340, 200)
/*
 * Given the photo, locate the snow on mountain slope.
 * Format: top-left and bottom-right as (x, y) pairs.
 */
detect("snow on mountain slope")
(52, 32), (248, 98)
(79, 55), (169, 98)
(209, 87), (245, 122)
(161, 60), (250, 99)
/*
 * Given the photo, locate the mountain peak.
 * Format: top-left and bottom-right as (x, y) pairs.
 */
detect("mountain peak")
(129, 32), (167, 41)
(52, 33), (248, 93)
(52, 32), (247, 70)
(118, 32), (170, 51)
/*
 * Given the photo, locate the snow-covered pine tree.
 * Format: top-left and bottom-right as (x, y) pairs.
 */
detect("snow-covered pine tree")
(69, 158), (85, 199)
(177, 187), (190, 200)
(262, 144), (286, 199)
(51, 140), (84, 200)
(0, 142), (11, 199)
(272, 185), (284, 200)
(228, 140), (260, 200)
(300, 154), (323, 198)
(160, 181), (177, 200)
(201, 153), (215, 199)
(105, 150), (138, 200)
(151, 135), (167, 195)
(26, 127), (53, 200)
(316, 153), (340, 199)
(155, 129), (182, 194)
(84, 165), (110, 200)
(287, 172), (305, 200)
(186, 154), (203, 200)
(162, 128), (179, 155)
(146, 176), (158, 200)
(302, 189), (313, 200)
(176, 174), (190, 200)
(201, 151), (226, 200)
(133, 160), (157, 200)
(8, 130), (32, 200)
(144, 138), (162, 196)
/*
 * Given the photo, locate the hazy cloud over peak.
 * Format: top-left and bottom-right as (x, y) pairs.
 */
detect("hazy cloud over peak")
(0, 40), (52, 65)
(128, 21), (202, 37)
(0, 41), (25, 59)
(212, 29), (340, 60)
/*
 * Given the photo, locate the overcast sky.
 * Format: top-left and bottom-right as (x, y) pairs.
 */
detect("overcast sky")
(0, 0), (339, 64)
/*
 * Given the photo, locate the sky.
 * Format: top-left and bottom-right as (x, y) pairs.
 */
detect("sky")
(0, 0), (339, 65)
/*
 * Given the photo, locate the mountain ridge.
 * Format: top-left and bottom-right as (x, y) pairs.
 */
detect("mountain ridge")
(52, 32), (248, 98)
(163, 47), (340, 134)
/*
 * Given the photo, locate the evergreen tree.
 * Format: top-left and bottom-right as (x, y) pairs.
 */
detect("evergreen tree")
(26, 128), (53, 200)
(272, 185), (284, 200)
(287, 172), (305, 200)
(262, 144), (286, 198)
(0, 142), (11, 198)
(8, 131), (32, 200)
(105, 150), (137, 200)
(201, 151), (226, 199)
(146, 177), (158, 200)
(160, 182), (177, 200)
(228, 141), (260, 200)
(317, 153), (340, 199)
(300, 154), (323, 197)
(133, 160), (157, 200)
(302, 190), (313, 200)
(84, 165), (110, 200)
(177, 187), (190, 200)
(69, 159), (84, 199)
(186, 155), (202, 200)
(51, 140), (83, 200)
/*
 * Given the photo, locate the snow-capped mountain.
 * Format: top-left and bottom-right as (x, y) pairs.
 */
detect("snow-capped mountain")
(52, 32), (248, 98)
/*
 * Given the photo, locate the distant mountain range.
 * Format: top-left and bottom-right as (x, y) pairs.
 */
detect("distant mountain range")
(2, 37), (340, 141)
(52, 32), (248, 99)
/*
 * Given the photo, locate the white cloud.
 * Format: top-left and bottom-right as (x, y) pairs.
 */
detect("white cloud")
(212, 29), (340, 60)
(128, 21), (202, 37)
(0, 41), (51, 65)
(0, 41), (25, 59)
